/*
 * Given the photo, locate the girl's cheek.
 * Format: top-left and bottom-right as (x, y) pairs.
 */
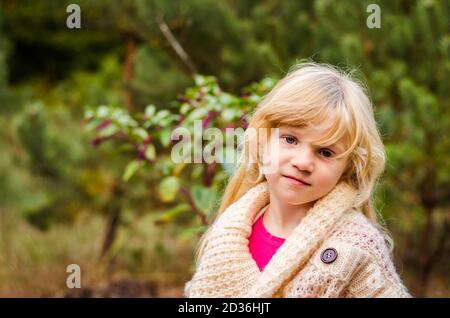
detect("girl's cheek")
(321, 164), (343, 182)
(328, 158), (348, 172)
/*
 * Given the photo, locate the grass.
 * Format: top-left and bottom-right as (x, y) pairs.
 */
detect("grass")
(0, 210), (196, 297)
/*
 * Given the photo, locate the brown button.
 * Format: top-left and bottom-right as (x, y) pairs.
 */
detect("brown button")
(321, 248), (338, 264)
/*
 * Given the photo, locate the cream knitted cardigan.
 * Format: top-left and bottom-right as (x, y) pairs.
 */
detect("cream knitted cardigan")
(185, 181), (411, 298)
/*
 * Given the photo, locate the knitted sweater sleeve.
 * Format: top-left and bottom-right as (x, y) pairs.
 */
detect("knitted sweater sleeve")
(344, 246), (412, 298)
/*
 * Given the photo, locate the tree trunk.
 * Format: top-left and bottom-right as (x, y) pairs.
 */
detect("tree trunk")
(122, 33), (137, 111)
(99, 183), (124, 260)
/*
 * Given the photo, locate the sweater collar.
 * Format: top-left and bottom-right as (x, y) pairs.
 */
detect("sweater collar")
(246, 181), (357, 297)
(192, 180), (358, 298)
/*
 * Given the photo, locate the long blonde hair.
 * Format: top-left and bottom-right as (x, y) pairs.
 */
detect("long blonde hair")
(195, 61), (390, 264)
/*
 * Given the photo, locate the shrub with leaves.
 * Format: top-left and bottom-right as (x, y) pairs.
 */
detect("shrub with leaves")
(84, 74), (275, 234)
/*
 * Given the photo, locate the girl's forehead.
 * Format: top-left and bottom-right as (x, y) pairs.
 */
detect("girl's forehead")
(279, 125), (328, 138)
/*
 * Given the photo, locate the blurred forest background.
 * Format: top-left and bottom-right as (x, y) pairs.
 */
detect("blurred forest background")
(0, 0), (449, 297)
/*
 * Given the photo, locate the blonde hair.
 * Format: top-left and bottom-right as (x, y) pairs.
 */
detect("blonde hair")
(194, 61), (391, 264)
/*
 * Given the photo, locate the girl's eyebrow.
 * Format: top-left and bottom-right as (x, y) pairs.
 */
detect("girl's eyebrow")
(279, 126), (303, 136)
(329, 144), (345, 153)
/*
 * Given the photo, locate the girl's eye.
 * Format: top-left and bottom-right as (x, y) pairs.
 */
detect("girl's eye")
(282, 136), (297, 145)
(318, 149), (334, 158)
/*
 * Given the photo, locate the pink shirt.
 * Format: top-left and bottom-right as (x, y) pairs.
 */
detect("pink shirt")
(248, 211), (286, 271)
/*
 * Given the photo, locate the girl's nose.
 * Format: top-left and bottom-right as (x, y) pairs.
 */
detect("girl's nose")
(290, 145), (314, 173)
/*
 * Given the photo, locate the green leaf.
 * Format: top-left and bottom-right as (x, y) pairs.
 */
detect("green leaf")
(180, 103), (191, 115)
(145, 105), (156, 118)
(144, 144), (156, 160)
(97, 124), (118, 137)
(114, 112), (138, 127)
(186, 107), (208, 122)
(132, 128), (149, 141)
(222, 108), (238, 121)
(96, 105), (110, 118)
(261, 78), (276, 89)
(159, 128), (172, 147)
(84, 118), (101, 131)
(158, 176), (180, 202)
(154, 203), (191, 225)
(84, 109), (95, 119)
(194, 74), (206, 86)
(154, 110), (170, 122)
(191, 185), (217, 215)
(122, 160), (143, 182)
(155, 156), (174, 175)
(219, 93), (233, 105)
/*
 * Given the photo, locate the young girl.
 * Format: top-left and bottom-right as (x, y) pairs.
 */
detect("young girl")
(184, 62), (411, 298)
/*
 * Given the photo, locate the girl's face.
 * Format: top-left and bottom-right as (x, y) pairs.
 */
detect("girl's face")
(261, 125), (350, 206)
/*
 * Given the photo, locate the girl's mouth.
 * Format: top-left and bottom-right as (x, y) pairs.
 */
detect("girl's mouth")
(283, 175), (311, 186)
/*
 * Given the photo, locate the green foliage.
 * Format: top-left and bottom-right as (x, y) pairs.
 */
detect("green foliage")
(158, 176), (180, 203)
(83, 74), (274, 235)
(191, 185), (217, 217)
